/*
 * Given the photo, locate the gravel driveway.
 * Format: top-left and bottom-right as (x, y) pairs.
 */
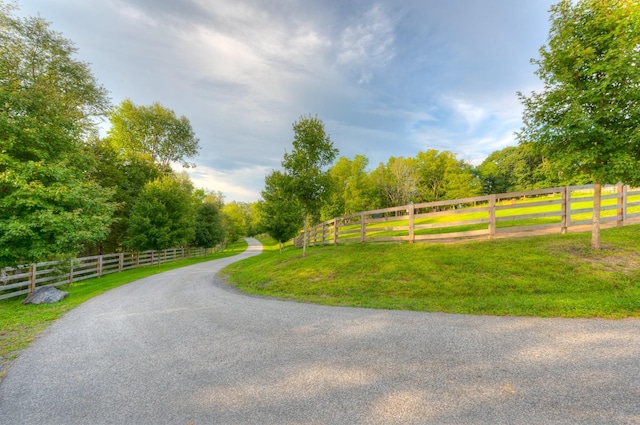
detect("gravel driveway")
(1, 238), (639, 424)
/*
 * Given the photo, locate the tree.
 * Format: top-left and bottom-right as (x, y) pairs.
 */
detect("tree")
(108, 99), (200, 169)
(414, 150), (480, 202)
(372, 156), (418, 208)
(258, 170), (304, 252)
(0, 4), (115, 266)
(86, 138), (162, 253)
(478, 144), (585, 194)
(221, 201), (250, 243)
(282, 115), (339, 257)
(321, 155), (376, 220)
(518, 0), (640, 249)
(193, 201), (225, 249)
(125, 173), (196, 251)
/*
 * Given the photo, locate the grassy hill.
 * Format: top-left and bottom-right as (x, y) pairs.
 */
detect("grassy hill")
(223, 226), (640, 319)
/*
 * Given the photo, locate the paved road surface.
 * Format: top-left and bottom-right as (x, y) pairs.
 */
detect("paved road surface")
(1, 238), (639, 424)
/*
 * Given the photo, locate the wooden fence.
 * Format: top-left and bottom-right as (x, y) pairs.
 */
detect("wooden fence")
(295, 184), (640, 248)
(0, 244), (225, 301)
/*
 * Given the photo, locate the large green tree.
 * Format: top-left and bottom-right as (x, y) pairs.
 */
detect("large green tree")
(259, 170), (304, 252)
(193, 201), (225, 249)
(108, 99), (200, 169)
(0, 3), (115, 266)
(518, 0), (640, 248)
(125, 173), (196, 251)
(86, 139), (161, 253)
(282, 115), (338, 257)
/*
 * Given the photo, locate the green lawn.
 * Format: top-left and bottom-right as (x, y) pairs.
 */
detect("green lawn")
(0, 240), (248, 380)
(223, 227), (640, 319)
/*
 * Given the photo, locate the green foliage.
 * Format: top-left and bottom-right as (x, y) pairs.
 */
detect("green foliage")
(415, 149), (481, 202)
(258, 170), (303, 250)
(108, 99), (200, 169)
(518, 0), (640, 187)
(125, 173), (197, 251)
(221, 201), (253, 243)
(371, 156), (418, 207)
(193, 202), (225, 248)
(0, 4), (114, 267)
(321, 155), (378, 220)
(280, 115), (339, 256)
(282, 115), (339, 217)
(0, 158), (115, 266)
(86, 139), (162, 252)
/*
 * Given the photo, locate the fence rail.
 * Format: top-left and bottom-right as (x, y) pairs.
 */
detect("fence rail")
(296, 184), (640, 248)
(0, 244), (225, 301)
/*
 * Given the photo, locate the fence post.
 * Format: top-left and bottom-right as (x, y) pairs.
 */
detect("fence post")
(488, 195), (496, 239)
(69, 260), (74, 285)
(118, 252), (124, 272)
(561, 186), (569, 234)
(617, 183), (625, 227)
(322, 223), (326, 246)
(408, 203), (415, 243)
(97, 255), (103, 277)
(334, 218), (339, 246)
(29, 263), (37, 294)
(360, 212), (366, 244)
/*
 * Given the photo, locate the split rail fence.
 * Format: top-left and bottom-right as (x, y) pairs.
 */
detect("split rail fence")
(0, 243), (225, 301)
(295, 184), (640, 248)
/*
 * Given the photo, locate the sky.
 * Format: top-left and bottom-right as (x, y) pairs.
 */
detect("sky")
(18, 0), (556, 203)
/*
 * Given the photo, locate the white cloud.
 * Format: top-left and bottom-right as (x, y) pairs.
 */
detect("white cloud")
(337, 4), (396, 83)
(186, 164), (272, 203)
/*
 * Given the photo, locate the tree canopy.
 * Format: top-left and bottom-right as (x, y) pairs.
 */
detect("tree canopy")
(0, 4), (114, 266)
(258, 170), (304, 252)
(125, 173), (197, 251)
(518, 0), (640, 248)
(108, 99), (200, 169)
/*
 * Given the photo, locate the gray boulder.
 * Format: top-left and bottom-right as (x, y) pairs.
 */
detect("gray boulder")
(22, 286), (69, 305)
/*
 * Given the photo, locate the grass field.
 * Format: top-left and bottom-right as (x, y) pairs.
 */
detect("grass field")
(223, 226), (640, 319)
(0, 240), (248, 380)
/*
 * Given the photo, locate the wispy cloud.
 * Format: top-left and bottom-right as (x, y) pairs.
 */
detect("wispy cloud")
(337, 4), (396, 84)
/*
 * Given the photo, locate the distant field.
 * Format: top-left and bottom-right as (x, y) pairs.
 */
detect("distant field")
(311, 187), (640, 242)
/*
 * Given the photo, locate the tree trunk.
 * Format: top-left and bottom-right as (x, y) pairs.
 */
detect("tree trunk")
(591, 182), (602, 250)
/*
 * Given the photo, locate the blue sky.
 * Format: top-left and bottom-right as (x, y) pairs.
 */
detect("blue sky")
(19, 0), (556, 202)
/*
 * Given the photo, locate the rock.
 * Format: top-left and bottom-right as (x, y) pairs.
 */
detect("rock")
(22, 286), (69, 305)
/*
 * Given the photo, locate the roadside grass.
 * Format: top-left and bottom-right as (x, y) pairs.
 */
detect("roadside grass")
(0, 240), (248, 379)
(223, 226), (640, 319)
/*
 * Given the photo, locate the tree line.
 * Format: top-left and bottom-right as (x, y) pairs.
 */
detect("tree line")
(0, 3), (252, 268)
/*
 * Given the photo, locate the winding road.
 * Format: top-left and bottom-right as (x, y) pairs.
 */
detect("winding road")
(1, 238), (639, 424)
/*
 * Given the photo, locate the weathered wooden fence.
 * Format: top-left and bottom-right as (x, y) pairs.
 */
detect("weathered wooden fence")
(296, 184), (640, 248)
(0, 244), (225, 301)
